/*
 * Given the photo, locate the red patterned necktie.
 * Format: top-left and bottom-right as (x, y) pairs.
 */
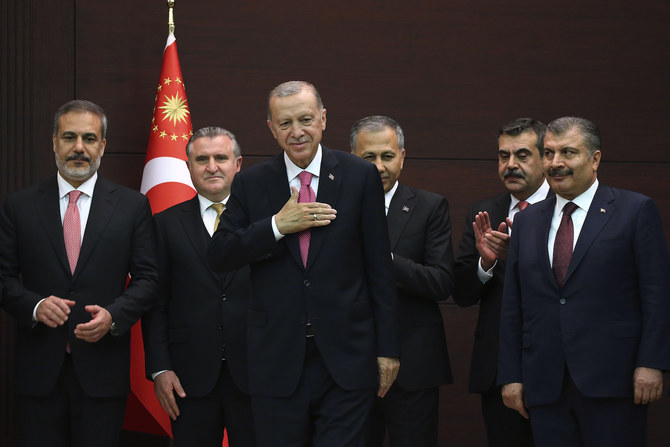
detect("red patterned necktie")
(517, 200), (530, 211)
(63, 190), (83, 274)
(298, 171), (315, 267)
(552, 202), (578, 288)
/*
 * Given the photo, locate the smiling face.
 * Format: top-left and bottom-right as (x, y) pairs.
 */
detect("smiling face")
(353, 126), (405, 193)
(497, 130), (545, 201)
(53, 111), (106, 187)
(187, 134), (241, 202)
(266, 87), (327, 169)
(543, 127), (600, 200)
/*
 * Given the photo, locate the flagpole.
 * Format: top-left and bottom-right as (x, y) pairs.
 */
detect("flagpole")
(167, 0), (175, 35)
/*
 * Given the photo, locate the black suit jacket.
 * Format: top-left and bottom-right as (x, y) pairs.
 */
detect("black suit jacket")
(142, 196), (250, 395)
(207, 146), (400, 397)
(388, 183), (453, 390)
(0, 175), (158, 398)
(499, 184), (670, 406)
(453, 192), (510, 393)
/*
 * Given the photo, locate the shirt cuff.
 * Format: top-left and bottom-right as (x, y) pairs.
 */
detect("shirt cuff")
(151, 370), (169, 380)
(271, 214), (285, 241)
(477, 257), (496, 284)
(32, 298), (46, 322)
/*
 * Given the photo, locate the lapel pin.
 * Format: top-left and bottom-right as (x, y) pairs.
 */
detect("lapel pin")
(600, 208), (606, 213)
(328, 173), (334, 181)
(402, 206), (410, 212)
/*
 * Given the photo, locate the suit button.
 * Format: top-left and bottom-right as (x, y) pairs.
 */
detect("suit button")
(217, 325), (223, 330)
(221, 294), (227, 301)
(304, 280), (310, 287)
(559, 298), (566, 305)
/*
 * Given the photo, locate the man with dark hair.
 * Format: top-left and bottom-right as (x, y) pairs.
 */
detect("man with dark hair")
(142, 126), (255, 446)
(453, 118), (550, 447)
(0, 99), (158, 447)
(207, 81), (399, 446)
(351, 115), (454, 447)
(499, 116), (670, 446)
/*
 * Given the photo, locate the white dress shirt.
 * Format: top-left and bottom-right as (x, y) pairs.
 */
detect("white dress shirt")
(547, 179), (599, 266)
(271, 145), (323, 240)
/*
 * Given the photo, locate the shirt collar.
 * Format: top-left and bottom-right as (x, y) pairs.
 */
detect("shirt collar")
(384, 181), (399, 211)
(555, 178), (599, 214)
(57, 171), (97, 199)
(198, 193), (229, 216)
(284, 144), (322, 181)
(509, 179), (550, 212)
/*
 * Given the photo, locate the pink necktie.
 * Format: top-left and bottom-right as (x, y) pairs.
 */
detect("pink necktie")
(64, 190), (82, 274)
(552, 202), (578, 288)
(517, 200), (530, 211)
(298, 171), (315, 267)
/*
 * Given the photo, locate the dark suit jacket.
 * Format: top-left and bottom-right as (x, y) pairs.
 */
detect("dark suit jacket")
(0, 175), (158, 398)
(388, 183), (453, 390)
(142, 196), (250, 395)
(207, 146), (399, 397)
(498, 184), (670, 407)
(453, 193), (511, 393)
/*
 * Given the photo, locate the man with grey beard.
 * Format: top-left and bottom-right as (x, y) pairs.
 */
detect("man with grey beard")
(0, 100), (158, 447)
(453, 118), (549, 447)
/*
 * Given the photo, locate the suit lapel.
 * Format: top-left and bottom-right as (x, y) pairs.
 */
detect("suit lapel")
(36, 177), (71, 275)
(75, 177), (117, 280)
(307, 147), (342, 270)
(489, 193), (511, 233)
(179, 197), (228, 287)
(387, 183), (414, 251)
(565, 184), (614, 285)
(265, 154), (302, 267)
(535, 196), (558, 287)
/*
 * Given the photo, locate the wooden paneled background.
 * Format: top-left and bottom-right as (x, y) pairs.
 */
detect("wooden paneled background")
(2, 0), (669, 445)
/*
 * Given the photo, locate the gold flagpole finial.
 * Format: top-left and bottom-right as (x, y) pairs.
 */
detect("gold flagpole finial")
(167, 0), (175, 35)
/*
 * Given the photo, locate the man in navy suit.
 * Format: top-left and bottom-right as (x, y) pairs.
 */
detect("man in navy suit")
(142, 127), (255, 446)
(453, 118), (549, 447)
(498, 116), (670, 446)
(350, 115), (453, 447)
(207, 81), (400, 447)
(0, 100), (158, 447)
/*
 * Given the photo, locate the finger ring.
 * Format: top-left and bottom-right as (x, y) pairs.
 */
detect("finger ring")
(313, 213), (317, 221)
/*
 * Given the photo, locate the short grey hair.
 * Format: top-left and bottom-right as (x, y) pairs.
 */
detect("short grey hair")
(53, 100), (108, 139)
(267, 81), (324, 120)
(185, 126), (242, 159)
(546, 116), (601, 156)
(349, 115), (405, 153)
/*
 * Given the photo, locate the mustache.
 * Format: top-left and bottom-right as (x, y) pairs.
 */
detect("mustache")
(503, 169), (526, 179)
(547, 168), (573, 177)
(66, 154), (91, 163)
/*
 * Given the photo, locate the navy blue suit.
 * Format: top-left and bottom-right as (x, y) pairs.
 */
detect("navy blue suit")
(499, 184), (670, 445)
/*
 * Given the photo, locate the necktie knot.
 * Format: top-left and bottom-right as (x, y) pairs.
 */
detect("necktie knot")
(69, 190), (82, 204)
(517, 200), (530, 211)
(298, 171), (312, 187)
(562, 202), (578, 217)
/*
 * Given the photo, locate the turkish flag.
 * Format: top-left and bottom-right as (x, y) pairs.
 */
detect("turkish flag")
(122, 33), (198, 439)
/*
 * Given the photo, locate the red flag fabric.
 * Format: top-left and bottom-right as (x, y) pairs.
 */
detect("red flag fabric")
(123, 33), (196, 437)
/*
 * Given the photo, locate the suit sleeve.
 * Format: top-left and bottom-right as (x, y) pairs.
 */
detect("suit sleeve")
(141, 213), (173, 379)
(633, 197), (670, 371)
(104, 195), (159, 334)
(497, 209), (525, 385)
(0, 196), (45, 327)
(361, 165), (400, 358)
(391, 195), (454, 301)
(208, 173), (284, 272)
